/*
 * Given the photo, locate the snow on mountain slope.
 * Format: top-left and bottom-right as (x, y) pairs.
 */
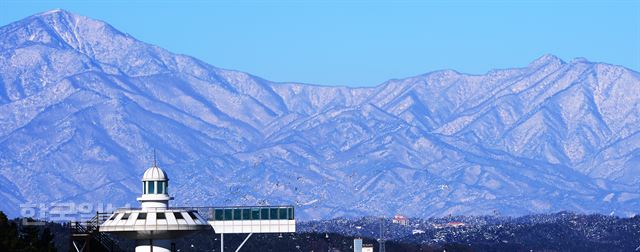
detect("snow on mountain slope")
(0, 10), (638, 219)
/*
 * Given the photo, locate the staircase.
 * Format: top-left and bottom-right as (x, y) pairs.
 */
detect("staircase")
(70, 212), (124, 252)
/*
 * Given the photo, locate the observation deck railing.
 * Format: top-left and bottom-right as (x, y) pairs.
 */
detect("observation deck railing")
(112, 205), (295, 221)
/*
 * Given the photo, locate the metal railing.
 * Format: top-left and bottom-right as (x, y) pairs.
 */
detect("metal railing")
(70, 212), (124, 252)
(111, 205), (296, 221)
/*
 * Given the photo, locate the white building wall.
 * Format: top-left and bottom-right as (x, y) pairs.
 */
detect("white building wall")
(208, 220), (296, 234)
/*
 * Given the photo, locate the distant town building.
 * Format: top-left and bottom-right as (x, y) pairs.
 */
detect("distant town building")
(447, 221), (466, 228)
(392, 214), (409, 226)
(354, 238), (363, 252)
(432, 221), (466, 229)
(353, 238), (374, 252)
(412, 229), (425, 235)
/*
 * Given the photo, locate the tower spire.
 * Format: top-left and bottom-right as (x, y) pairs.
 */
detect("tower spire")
(153, 149), (157, 167)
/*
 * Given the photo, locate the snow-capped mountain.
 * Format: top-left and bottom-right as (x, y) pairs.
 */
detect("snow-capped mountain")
(0, 10), (638, 219)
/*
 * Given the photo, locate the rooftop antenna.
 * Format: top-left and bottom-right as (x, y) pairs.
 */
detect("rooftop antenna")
(153, 149), (157, 167)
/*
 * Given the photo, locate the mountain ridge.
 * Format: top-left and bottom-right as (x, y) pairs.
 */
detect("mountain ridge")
(0, 10), (638, 219)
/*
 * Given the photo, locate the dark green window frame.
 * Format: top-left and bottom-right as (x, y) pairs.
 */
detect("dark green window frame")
(211, 207), (294, 221)
(224, 209), (232, 220)
(215, 209), (224, 220)
(158, 181), (164, 194)
(242, 209), (251, 220)
(148, 181), (155, 194)
(233, 209), (242, 220)
(279, 208), (287, 219)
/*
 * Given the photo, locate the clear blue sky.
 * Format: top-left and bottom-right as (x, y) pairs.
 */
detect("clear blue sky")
(1, 0), (639, 86)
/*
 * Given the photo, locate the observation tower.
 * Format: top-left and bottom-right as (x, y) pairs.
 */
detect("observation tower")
(99, 162), (210, 252)
(93, 156), (295, 252)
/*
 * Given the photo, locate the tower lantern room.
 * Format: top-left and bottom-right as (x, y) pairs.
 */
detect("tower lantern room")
(137, 164), (173, 210)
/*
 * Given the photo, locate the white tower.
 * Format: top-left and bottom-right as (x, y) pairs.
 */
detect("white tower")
(137, 164), (173, 210)
(100, 161), (210, 252)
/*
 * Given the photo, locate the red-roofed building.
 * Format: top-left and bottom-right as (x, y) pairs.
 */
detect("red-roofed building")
(392, 214), (409, 226)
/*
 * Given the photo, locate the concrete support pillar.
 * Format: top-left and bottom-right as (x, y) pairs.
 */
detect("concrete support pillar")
(135, 239), (171, 252)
